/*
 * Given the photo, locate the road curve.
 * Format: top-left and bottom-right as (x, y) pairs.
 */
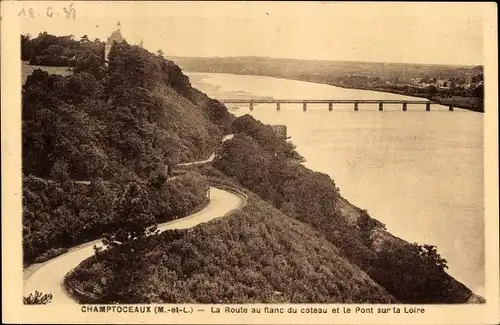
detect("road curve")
(176, 134), (234, 167)
(23, 187), (243, 305)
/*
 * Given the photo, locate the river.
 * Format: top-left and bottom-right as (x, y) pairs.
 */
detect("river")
(185, 72), (484, 295)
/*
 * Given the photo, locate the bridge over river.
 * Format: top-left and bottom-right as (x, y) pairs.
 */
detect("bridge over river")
(218, 99), (455, 111)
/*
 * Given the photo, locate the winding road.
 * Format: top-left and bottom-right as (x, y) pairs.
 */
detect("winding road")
(23, 135), (243, 305)
(176, 134), (234, 167)
(24, 188), (243, 305)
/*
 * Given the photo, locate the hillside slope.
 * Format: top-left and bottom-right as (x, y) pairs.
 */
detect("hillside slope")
(68, 192), (398, 304)
(22, 40), (232, 265)
(211, 115), (473, 304)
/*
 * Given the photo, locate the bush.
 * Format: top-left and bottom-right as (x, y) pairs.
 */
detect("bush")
(371, 242), (468, 303)
(102, 182), (157, 249)
(24, 291), (53, 305)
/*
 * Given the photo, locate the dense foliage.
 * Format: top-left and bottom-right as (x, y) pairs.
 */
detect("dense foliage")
(23, 172), (208, 264)
(68, 194), (397, 304)
(23, 290), (53, 305)
(22, 38), (225, 263)
(22, 33), (105, 67)
(213, 114), (472, 303)
(231, 115), (305, 163)
(22, 57), (224, 182)
(371, 241), (468, 303)
(101, 182), (158, 249)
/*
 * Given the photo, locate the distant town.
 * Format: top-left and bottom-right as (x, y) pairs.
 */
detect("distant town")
(336, 73), (483, 96)
(335, 72), (483, 99)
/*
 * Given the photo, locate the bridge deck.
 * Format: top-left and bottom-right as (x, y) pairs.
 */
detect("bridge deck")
(219, 99), (431, 104)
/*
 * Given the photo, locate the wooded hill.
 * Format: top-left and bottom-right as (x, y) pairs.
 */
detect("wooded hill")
(22, 38), (232, 264)
(23, 34), (473, 304)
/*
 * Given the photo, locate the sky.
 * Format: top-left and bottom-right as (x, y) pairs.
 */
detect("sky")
(18, 1), (488, 66)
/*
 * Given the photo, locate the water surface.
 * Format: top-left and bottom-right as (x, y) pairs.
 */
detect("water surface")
(187, 72), (484, 294)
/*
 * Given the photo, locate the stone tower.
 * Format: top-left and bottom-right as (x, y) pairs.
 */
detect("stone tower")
(105, 22), (125, 64)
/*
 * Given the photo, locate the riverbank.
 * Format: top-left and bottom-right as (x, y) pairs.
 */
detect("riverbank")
(185, 72), (484, 295)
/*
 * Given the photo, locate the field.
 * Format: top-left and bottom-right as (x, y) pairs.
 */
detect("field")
(22, 61), (72, 84)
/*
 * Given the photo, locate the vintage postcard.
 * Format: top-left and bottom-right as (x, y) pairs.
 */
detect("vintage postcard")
(2, 1), (499, 324)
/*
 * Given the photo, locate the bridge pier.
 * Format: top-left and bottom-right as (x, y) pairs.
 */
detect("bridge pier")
(426, 103), (431, 111)
(328, 102), (333, 111)
(303, 102), (307, 111)
(354, 102), (359, 111)
(276, 102), (281, 111)
(249, 101), (254, 111)
(402, 103), (407, 111)
(449, 104), (454, 111)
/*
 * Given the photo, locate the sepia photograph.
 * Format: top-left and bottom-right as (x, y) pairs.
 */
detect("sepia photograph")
(2, 1), (499, 324)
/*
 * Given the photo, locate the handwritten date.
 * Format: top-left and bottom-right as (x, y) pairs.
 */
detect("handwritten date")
(17, 4), (76, 19)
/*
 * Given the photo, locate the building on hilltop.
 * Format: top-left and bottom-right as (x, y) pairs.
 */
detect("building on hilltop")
(105, 22), (125, 64)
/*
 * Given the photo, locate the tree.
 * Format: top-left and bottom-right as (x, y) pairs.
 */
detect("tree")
(102, 182), (158, 249)
(80, 34), (90, 43)
(74, 51), (104, 79)
(41, 44), (66, 57)
(21, 34), (34, 61)
(50, 160), (70, 182)
(472, 84), (483, 98)
(156, 49), (165, 58)
(414, 243), (448, 271)
(426, 85), (437, 96)
(471, 73), (483, 83)
(202, 99), (233, 131)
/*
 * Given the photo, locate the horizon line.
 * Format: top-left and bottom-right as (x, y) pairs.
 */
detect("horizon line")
(21, 32), (483, 68)
(167, 55), (483, 69)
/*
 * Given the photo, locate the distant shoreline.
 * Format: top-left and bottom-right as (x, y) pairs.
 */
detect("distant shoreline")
(318, 83), (483, 113)
(185, 70), (484, 113)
